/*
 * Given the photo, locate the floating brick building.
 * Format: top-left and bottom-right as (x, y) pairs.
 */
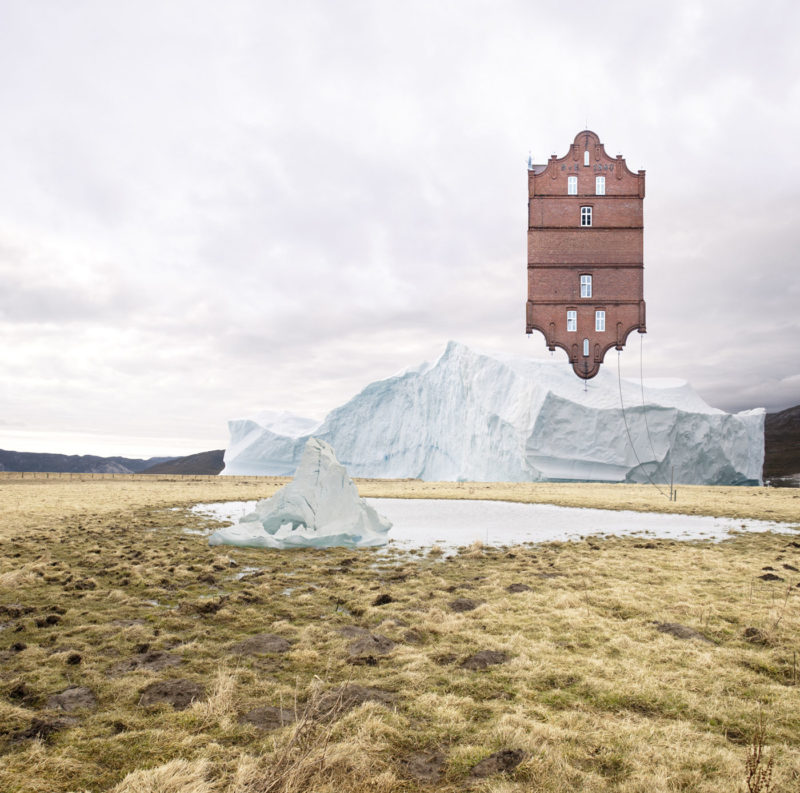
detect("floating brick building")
(526, 130), (646, 379)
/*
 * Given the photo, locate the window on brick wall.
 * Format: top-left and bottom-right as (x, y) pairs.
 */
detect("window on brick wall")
(583, 338), (590, 356)
(596, 176), (605, 195)
(580, 275), (592, 298)
(595, 310), (605, 331)
(568, 176), (577, 195)
(567, 310), (577, 332)
(584, 150), (590, 166)
(581, 206), (592, 226)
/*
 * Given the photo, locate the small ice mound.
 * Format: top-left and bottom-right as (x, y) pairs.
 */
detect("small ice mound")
(208, 438), (391, 549)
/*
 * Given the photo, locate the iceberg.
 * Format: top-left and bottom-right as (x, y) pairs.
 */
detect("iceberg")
(222, 341), (764, 485)
(209, 438), (391, 549)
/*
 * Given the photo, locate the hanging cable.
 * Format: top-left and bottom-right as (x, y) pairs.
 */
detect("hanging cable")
(639, 334), (662, 467)
(617, 349), (670, 499)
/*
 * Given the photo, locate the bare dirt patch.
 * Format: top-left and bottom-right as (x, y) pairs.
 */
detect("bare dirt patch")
(653, 622), (715, 644)
(239, 705), (296, 731)
(138, 679), (205, 710)
(231, 633), (291, 655)
(45, 686), (97, 712)
(449, 597), (479, 612)
(470, 749), (527, 777)
(460, 650), (509, 670)
(108, 651), (182, 675)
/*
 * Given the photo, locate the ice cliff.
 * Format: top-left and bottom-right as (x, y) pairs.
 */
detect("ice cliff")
(222, 341), (764, 485)
(209, 437), (391, 548)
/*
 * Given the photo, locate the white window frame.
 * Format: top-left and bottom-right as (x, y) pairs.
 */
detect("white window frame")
(583, 338), (590, 356)
(580, 275), (592, 298)
(567, 310), (577, 332)
(580, 206), (592, 226)
(584, 150), (590, 166)
(595, 310), (605, 331)
(596, 176), (605, 195)
(567, 175), (577, 195)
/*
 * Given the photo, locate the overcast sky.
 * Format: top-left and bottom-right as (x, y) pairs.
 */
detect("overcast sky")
(1, 0), (799, 458)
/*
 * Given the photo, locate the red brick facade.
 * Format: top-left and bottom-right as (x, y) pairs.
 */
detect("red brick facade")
(526, 130), (646, 379)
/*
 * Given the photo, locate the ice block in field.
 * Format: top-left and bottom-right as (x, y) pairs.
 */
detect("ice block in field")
(209, 438), (391, 549)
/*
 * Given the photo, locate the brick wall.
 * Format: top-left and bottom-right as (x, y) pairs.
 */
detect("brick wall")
(526, 130), (646, 379)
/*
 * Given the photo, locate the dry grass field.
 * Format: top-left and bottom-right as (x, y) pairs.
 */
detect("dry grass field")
(0, 474), (799, 792)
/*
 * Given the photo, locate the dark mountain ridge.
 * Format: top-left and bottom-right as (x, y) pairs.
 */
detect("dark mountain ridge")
(140, 450), (225, 475)
(0, 449), (174, 474)
(764, 404), (800, 484)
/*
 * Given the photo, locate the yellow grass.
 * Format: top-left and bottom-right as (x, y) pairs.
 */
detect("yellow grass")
(1, 472), (798, 533)
(0, 474), (798, 792)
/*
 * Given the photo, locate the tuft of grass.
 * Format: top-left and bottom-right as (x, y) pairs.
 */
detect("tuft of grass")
(110, 758), (218, 793)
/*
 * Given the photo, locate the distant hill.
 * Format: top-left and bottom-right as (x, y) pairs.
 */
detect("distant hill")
(764, 404), (800, 484)
(139, 450), (225, 475)
(0, 449), (174, 474)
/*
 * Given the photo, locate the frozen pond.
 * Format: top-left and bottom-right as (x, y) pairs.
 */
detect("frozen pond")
(190, 498), (798, 551)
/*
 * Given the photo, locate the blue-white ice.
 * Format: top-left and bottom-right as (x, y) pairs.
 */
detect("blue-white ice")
(221, 341), (765, 486)
(207, 438), (391, 549)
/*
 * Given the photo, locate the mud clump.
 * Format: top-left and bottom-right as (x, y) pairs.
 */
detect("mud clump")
(7, 680), (37, 705)
(460, 650), (509, 670)
(470, 749), (527, 777)
(449, 598), (479, 613)
(337, 625), (370, 639)
(231, 633), (291, 655)
(46, 686), (97, 712)
(654, 622), (714, 644)
(742, 626), (769, 645)
(0, 604), (35, 619)
(314, 684), (396, 721)
(14, 716), (78, 742)
(139, 679), (205, 710)
(400, 750), (447, 782)
(35, 614), (61, 628)
(372, 593), (394, 606)
(348, 633), (394, 660)
(239, 705), (296, 731)
(506, 583), (531, 593)
(109, 651), (182, 676)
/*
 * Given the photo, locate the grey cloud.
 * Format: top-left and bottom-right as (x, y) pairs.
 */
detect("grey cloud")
(0, 0), (798, 455)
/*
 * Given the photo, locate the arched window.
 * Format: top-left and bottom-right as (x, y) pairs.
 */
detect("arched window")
(568, 176), (577, 195)
(583, 338), (590, 356)
(584, 150), (590, 166)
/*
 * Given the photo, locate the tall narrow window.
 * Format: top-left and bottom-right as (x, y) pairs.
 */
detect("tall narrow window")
(584, 150), (590, 166)
(580, 206), (592, 226)
(596, 176), (605, 195)
(567, 310), (577, 332)
(583, 338), (590, 356)
(567, 175), (577, 195)
(595, 310), (605, 331)
(580, 275), (592, 298)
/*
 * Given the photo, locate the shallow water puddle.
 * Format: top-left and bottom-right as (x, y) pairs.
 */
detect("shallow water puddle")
(191, 498), (799, 552)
